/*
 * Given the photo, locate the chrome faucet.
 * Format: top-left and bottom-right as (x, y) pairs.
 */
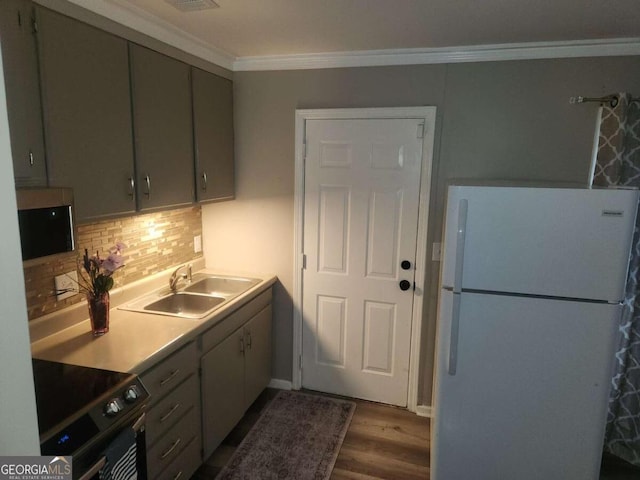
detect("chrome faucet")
(169, 264), (192, 291)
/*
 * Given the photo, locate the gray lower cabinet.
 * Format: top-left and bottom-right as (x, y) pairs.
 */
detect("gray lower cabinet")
(35, 7), (136, 222)
(129, 44), (195, 211)
(192, 67), (235, 202)
(141, 342), (202, 480)
(200, 289), (273, 458)
(0, 0), (47, 187)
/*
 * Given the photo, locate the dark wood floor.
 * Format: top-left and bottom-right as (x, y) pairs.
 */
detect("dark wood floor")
(192, 388), (429, 480)
(192, 388), (639, 480)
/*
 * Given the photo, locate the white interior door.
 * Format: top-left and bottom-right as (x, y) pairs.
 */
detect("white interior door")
(301, 117), (424, 406)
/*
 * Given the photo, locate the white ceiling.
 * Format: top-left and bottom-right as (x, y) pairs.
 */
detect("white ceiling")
(68, 0), (640, 70)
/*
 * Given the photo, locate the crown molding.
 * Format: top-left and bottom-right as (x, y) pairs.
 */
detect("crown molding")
(233, 38), (640, 71)
(35, 2), (640, 73)
(47, 0), (235, 71)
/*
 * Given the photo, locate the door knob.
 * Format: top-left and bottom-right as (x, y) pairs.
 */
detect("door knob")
(399, 280), (411, 291)
(401, 260), (411, 270)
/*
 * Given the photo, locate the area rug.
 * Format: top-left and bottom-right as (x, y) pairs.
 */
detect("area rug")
(216, 390), (356, 480)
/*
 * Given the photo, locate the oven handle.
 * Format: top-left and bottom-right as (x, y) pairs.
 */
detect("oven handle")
(78, 457), (106, 480)
(77, 412), (146, 480)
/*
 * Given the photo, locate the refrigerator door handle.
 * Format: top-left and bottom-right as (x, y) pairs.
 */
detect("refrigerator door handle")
(448, 292), (461, 375)
(453, 199), (468, 293)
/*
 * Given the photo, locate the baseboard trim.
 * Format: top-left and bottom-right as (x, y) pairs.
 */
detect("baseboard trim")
(415, 405), (433, 418)
(269, 378), (293, 390)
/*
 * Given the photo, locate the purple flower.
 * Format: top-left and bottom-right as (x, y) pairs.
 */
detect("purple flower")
(78, 242), (126, 295)
(102, 252), (125, 274)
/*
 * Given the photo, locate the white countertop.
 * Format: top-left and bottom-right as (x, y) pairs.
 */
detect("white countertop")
(30, 266), (277, 374)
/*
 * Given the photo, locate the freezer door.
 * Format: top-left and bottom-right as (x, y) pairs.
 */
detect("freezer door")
(431, 290), (620, 480)
(441, 186), (638, 301)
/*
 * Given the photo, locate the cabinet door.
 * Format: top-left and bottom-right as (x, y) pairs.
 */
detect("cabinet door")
(201, 327), (245, 458)
(0, 0), (47, 187)
(130, 44), (194, 211)
(36, 7), (135, 221)
(192, 67), (234, 202)
(244, 305), (272, 410)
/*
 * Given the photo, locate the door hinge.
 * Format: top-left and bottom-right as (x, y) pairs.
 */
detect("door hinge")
(417, 123), (425, 139)
(299, 355), (302, 370)
(301, 253), (307, 270)
(302, 142), (307, 159)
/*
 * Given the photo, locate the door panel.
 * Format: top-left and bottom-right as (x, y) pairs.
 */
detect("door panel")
(130, 44), (194, 211)
(318, 185), (350, 273)
(442, 186), (638, 300)
(366, 189), (403, 278)
(432, 290), (619, 480)
(302, 118), (423, 406)
(37, 7), (135, 221)
(192, 67), (234, 202)
(0, 0), (47, 186)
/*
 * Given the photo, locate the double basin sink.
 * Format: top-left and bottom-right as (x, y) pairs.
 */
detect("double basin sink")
(120, 274), (261, 319)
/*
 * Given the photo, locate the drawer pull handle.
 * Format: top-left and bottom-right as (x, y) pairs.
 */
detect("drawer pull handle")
(160, 369), (180, 387)
(173, 472), (183, 480)
(160, 437), (181, 460)
(239, 338), (245, 354)
(159, 403), (181, 423)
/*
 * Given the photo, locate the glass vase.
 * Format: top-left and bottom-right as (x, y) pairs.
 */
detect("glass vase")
(88, 291), (110, 336)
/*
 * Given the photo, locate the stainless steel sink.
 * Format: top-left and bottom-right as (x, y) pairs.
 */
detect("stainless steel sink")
(184, 275), (260, 296)
(119, 273), (262, 319)
(142, 292), (225, 318)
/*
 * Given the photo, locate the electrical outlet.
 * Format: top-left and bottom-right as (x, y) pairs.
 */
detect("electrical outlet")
(54, 271), (78, 301)
(194, 234), (202, 253)
(432, 242), (442, 262)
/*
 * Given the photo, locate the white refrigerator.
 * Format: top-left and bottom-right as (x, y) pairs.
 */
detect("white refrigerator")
(431, 185), (639, 480)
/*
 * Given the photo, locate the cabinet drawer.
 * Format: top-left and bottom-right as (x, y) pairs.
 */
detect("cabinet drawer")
(147, 407), (198, 479)
(146, 374), (199, 448)
(201, 288), (272, 353)
(154, 435), (201, 480)
(141, 342), (197, 403)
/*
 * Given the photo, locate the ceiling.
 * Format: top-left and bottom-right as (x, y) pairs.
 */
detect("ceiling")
(70, 0), (640, 70)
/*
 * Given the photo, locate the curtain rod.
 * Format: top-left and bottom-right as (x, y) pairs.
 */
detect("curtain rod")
(569, 95), (619, 108)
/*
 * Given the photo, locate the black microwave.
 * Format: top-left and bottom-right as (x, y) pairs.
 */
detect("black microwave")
(16, 188), (75, 261)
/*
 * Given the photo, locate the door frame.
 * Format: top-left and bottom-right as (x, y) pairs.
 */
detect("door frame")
(292, 107), (437, 412)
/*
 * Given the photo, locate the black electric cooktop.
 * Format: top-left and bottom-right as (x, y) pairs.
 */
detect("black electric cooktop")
(31, 358), (135, 438)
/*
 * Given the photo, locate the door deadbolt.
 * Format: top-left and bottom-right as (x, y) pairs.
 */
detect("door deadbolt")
(401, 260), (411, 270)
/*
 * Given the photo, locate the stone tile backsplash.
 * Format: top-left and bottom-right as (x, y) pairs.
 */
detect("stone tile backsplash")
(23, 206), (203, 320)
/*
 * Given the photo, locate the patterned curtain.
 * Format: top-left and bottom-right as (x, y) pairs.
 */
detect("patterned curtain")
(592, 92), (640, 466)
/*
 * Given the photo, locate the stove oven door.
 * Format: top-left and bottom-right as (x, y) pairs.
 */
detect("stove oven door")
(77, 412), (147, 480)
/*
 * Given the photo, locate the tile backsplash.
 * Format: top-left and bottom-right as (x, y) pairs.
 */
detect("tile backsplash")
(23, 206), (202, 320)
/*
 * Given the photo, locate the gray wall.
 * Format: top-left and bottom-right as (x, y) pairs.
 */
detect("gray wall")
(202, 56), (640, 404)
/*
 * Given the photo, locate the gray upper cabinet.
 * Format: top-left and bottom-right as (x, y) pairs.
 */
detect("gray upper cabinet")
(130, 44), (195, 211)
(0, 0), (47, 187)
(36, 7), (136, 222)
(192, 68), (235, 202)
